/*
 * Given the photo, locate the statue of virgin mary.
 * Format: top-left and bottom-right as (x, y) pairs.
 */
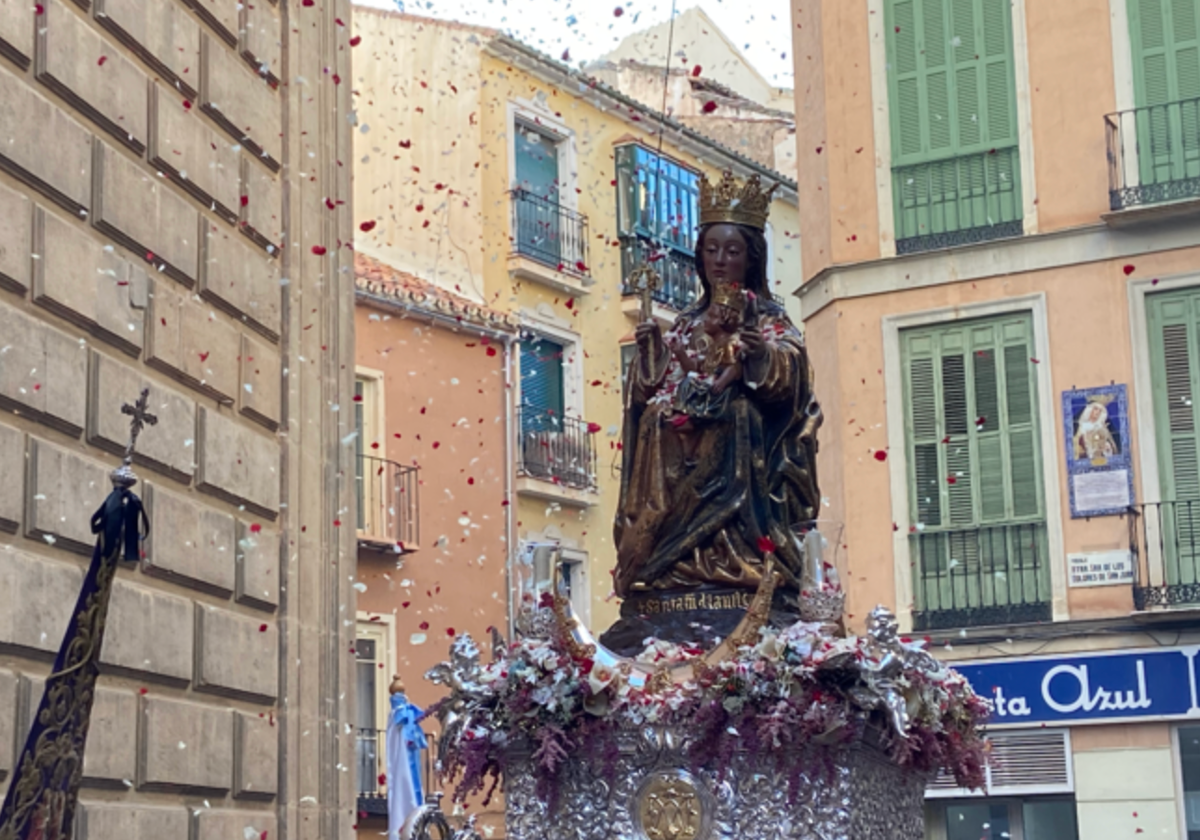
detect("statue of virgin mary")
(602, 172), (823, 654)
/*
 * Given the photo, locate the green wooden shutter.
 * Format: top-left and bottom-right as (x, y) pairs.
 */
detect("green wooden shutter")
(902, 313), (1046, 619)
(520, 337), (565, 431)
(1147, 288), (1200, 585)
(1148, 290), (1200, 502)
(1129, 0), (1200, 185)
(901, 313), (1043, 528)
(886, 0), (1022, 244)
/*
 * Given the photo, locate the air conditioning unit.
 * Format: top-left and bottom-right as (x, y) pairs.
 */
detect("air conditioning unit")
(926, 728), (1073, 798)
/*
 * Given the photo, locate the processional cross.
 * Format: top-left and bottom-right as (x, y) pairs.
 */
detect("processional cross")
(0, 390), (154, 840)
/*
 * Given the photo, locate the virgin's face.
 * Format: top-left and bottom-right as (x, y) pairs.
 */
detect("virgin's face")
(701, 224), (748, 287)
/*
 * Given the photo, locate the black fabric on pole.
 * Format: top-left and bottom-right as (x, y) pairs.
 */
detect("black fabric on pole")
(89, 487), (148, 562)
(0, 487), (146, 840)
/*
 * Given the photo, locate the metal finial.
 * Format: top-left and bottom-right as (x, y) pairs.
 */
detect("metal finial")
(110, 387), (158, 489)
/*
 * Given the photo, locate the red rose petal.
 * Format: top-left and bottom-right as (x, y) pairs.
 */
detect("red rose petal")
(702, 101), (718, 114)
(873, 449), (888, 461)
(250, 522), (262, 534)
(1123, 264), (1135, 275)
(586, 421), (602, 434)
(240, 195), (249, 207)
(947, 476), (957, 485)
(692, 64), (702, 77)
(613, 6), (624, 16)
(311, 245), (327, 256)
(98, 56), (107, 66)
(359, 220), (376, 232)
(350, 35), (362, 46)
(333, 519), (342, 527)
(259, 623), (268, 632)
(419, 621), (429, 630)
(446, 627), (456, 637)
(756, 536), (776, 554)
(486, 346), (497, 357)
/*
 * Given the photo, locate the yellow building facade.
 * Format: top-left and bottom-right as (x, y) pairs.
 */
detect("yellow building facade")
(352, 7), (801, 640)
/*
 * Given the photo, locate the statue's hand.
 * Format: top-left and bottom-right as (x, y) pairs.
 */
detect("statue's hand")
(740, 325), (767, 361)
(635, 320), (662, 355)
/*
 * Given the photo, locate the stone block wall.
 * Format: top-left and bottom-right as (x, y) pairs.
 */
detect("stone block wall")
(0, 0), (357, 837)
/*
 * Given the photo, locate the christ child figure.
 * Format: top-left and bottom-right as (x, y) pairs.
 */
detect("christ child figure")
(671, 283), (746, 396)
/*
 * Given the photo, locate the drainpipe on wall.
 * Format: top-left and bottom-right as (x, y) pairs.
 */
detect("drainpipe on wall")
(503, 333), (518, 644)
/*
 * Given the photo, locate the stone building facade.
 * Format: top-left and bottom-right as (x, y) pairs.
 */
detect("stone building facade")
(0, 0), (357, 837)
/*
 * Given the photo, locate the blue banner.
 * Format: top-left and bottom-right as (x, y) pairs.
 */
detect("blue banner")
(954, 646), (1200, 726)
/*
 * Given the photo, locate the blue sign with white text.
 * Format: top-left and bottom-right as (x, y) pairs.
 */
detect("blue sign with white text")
(953, 646), (1200, 726)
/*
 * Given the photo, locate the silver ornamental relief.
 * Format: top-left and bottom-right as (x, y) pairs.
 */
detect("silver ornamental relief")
(503, 728), (927, 840)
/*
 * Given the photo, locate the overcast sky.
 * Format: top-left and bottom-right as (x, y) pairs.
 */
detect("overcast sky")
(354, 0), (795, 87)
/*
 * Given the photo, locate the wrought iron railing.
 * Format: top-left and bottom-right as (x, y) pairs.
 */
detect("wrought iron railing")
(893, 147), (1024, 255)
(356, 456), (420, 550)
(510, 188), (591, 276)
(1129, 501), (1200, 609)
(1106, 97), (1200, 211)
(619, 234), (703, 312)
(911, 521), (1051, 631)
(356, 727), (436, 817)
(517, 406), (598, 491)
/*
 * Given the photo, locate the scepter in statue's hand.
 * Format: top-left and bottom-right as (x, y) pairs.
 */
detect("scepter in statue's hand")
(629, 264), (665, 381)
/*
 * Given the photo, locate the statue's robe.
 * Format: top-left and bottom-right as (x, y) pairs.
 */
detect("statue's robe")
(614, 300), (822, 598)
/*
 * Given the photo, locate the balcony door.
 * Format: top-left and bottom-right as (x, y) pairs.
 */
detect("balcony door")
(884, 0), (1023, 253)
(1147, 288), (1200, 592)
(901, 313), (1049, 629)
(514, 122), (561, 264)
(1129, 0), (1200, 193)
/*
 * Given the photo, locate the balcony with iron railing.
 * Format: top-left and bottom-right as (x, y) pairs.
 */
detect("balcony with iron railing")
(356, 727), (436, 817)
(618, 234), (787, 316)
(892, 148), (1024, 255)
(1106, 97), (1200, 216)
(356, 455), (420, 552)
(509, 188), (591, 292)
(1129, 501), (1200, 610)
(619, 235), (703, 312)
(910, 521), (1052, 631)
(517, 406), (598, 495)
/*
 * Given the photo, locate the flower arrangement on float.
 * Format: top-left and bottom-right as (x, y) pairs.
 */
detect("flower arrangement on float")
(425, 589), (991, 809)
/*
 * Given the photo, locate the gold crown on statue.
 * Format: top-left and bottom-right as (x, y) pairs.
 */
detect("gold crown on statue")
(699, 171), (779, 231)
(710, 282), (745, 308)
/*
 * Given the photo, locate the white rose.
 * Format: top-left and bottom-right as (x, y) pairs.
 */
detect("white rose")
(588, 664), (616, 695)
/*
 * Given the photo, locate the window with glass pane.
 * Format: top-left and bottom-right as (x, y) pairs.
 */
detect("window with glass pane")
(944, 802), (1009, 840)
(615, 144), (700, 250)
(1022, 799), (1079, 840)
(355, 638), (379, 795)
(355, 378), (366, 531)
(514, 122), (562, 264)
(929, 798), (1078, 840)
(901, 312), (1049, 629)
(1180, 725), (1200, 838)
